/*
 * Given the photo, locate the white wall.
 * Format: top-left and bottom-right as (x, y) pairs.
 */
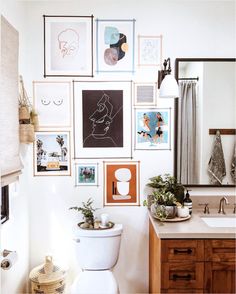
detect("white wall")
(1, 1), (236, 293)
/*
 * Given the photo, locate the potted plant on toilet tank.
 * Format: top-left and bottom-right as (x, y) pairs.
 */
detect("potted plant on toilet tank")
(144, 174), (185, 219)
(70, 198), (97, 229)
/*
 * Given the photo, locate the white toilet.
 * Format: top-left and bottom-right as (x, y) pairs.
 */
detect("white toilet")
(71, 224), (123, 294)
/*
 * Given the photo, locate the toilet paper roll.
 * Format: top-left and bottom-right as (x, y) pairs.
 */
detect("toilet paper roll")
(0, 251), (18, 270)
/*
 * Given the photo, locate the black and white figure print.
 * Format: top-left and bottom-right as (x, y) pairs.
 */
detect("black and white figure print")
(82, 90), (123, 148)
(73, 81), (132, 159)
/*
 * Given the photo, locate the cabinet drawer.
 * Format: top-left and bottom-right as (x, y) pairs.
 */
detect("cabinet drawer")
(205, 240), (236, 262)
(161, 289), (204, 293)
(161, 240), (204, 262)
(161, 262), (204, 289)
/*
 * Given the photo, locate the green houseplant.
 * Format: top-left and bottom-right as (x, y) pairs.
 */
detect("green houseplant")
(69, 198), (97, 229)
(146, 174), (185, 204)
(144, 174), (185, 219)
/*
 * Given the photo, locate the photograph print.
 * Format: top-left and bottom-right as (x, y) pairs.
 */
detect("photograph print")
(135, 108), (171, 150)
(73, 81), (132, 158)
(44, 15), (93, 77)
(75, 163), (98, 186)
(34, 131), (71, 176)
(96, 19), (135, 73)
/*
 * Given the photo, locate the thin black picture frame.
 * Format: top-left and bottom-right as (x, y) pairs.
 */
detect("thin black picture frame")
(43, 15), (94, 77)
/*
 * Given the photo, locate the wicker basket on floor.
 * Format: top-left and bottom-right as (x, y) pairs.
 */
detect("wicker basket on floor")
(29, 256), (66, 294)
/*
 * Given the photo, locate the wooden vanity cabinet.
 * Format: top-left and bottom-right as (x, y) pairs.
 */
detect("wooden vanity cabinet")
(204, 240), (236, 293)
(149, 221), (236, 293)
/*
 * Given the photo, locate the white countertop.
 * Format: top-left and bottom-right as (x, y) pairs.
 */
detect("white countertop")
(149, 209), (236, 239)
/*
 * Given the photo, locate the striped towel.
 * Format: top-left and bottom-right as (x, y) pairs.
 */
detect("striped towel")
(208, 131), (226, 185)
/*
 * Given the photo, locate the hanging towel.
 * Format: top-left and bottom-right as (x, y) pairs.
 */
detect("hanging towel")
(230, 145), (236, 183)
(208, 130), (226, 185)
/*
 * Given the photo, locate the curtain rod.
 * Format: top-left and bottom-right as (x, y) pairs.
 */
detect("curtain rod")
(178, 77), (199, 81)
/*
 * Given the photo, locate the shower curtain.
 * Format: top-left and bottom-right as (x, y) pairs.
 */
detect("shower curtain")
(177, 81), (198, 184)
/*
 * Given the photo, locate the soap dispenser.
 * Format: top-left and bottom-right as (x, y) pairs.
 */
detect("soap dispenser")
(183, 190), (192, 215)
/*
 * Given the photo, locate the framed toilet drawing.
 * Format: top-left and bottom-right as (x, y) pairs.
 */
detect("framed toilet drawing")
(103, 161), (140, 206)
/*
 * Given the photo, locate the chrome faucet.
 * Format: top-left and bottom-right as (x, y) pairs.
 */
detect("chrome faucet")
(218, 197), (229, 214)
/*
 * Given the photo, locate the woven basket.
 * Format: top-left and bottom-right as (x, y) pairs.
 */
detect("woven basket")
(29, 256), (66, 294)
(19, 124), (35, 143)
(31, 113), (39, 131)
(19, 106), (30, 120)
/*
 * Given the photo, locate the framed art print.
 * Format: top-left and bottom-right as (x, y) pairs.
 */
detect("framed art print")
(33, 81), (72, 128)
(138, 35), (162, 66)
(34, 131), (71, 176)
(133, 82), (157, 106)
(96, 19), (135, 73)
(44, 15), (93, 77)
(135, 108), (171, 150)
(104, 161), (140, 206)
(73, 80), (132, 158)
(75, 163), (98, 186)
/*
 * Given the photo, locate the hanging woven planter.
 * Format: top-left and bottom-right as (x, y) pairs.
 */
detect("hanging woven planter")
(19, 124), (35, 144)
(18, 75), (38, 143)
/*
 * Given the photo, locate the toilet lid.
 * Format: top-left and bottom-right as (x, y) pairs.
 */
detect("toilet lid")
(74, 224), (123, 237)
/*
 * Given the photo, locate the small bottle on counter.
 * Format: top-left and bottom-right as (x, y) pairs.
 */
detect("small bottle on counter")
(183, 190), (192, 215)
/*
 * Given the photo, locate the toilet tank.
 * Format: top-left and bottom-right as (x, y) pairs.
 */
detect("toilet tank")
(73, 224), (123, 270)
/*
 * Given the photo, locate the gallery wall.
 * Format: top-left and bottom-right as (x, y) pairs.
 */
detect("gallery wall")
(1, 1), (235, 293)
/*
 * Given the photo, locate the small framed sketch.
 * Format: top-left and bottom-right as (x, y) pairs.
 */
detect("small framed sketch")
(34, 131), (71, 176)
(33, 81), (72, 128)
(133, 82), (157, 106)
(138, 35), (162, 66)
(135, 108), (171, 150)
(75, 163), (98, 186)
(43, 15), (93, 77)
(96, 19), (135, 73)
(104, 161), (140, 206)
(73, 80), (132, 159)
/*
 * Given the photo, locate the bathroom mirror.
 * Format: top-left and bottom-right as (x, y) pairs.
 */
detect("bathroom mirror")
(174, 58), (236, 187)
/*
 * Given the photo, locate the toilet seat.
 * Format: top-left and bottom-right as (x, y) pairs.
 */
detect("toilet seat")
(71, 270), (118, 294)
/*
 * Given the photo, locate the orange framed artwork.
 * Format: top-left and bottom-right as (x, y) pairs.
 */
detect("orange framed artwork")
(104, 161), (140, 206)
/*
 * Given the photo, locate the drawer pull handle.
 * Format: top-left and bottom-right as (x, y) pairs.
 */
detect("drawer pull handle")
(172, 274), (192, 281)
(173, 248), (192, 254)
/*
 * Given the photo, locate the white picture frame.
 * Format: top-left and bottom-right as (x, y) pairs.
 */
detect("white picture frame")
(75, 163), (98, 186)
(96, 19), (135, 73)
(133, 82), (157, 106)
(34, 131), (71, 176)
(138, 35), (162, 66)
(73, 80), (132, 159)
(33, 81), (72, 128)
(135, 108), (171, 150)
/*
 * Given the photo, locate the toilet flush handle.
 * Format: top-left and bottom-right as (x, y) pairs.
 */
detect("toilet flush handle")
(74, 238), (80, 243)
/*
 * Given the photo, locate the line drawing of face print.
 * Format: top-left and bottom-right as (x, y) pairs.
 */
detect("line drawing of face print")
(41, 98), (64, 106)
(83, 92), (122, 147)
(57, 28), (79, 58)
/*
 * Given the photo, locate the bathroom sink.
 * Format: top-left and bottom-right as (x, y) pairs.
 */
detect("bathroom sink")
(201, 216), (236, 228)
